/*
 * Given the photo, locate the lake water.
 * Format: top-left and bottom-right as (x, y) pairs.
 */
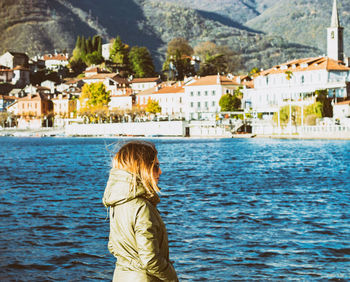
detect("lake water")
(0, 137), (349, 281)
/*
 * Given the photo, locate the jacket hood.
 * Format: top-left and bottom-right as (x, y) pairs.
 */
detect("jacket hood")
(103, 169), (148, 207)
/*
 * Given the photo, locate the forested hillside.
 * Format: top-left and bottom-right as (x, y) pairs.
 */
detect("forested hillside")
(1, 0), (344, 73)
(246, 0), (350, 55)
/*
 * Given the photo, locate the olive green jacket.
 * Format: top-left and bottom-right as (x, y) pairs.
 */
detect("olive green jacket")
(103, 169), (178, 282)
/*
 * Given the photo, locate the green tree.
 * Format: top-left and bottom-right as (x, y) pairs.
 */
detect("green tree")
(85, 51), (103, 66)
(129, 46), (155, 78)
(145, 99), (161, 114)
(86, 36), (93, 54)
(249, 67), (260, 76)
(219, 93), (241, 111)
(273, 101), (325, 127)
(273, 105), (301, 127)
(163, 37), (194, 80)
(110, 36), (130, 68)
(315, 89), (333, 117)
(69, 58), (87, 75)
(80, 36), (87, 59)
(79, 82), (111, 119)
(194, 42), (240, 75)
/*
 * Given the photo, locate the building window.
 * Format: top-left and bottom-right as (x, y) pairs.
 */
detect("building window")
(197, 91), (200, 96)
(205, 91), (208, 96)
(197, 102), (201, 108)
(205, 101), (208, 107)
(179, 97), (182, 103)
(301, 75), (305, 84)
(212, 101), (215, 107)
(212, 90), (216, 96)
(190, 91), (194, 96)
(191, 102), (194, 108)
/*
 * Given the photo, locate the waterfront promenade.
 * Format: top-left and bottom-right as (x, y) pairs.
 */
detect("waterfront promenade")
(1, 121), (350, 139)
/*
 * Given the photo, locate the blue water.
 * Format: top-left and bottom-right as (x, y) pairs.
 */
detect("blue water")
(0, 137), (349, 281)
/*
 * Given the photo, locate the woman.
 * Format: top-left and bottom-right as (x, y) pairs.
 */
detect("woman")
(103, 140), (178, 282)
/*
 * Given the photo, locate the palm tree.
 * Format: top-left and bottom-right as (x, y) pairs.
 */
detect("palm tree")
(285, 70), (294, 134)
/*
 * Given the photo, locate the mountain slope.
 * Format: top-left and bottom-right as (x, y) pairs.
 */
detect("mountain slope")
(246, 0), (350, 56)
(0, 0), (321, 73)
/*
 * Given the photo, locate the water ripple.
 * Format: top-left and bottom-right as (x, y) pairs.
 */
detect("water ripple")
(0, 137), (349, 281)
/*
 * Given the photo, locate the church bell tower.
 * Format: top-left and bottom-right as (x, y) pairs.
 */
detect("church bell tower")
(327, 0), (344, 62)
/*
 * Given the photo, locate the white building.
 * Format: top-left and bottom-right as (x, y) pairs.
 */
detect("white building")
(242, 0), (350, 118)
(109, 92), (134, 111)
(136, 82), (185, 118)
(0, 51), (28, 69)
(130, 77), (162, 93)
(41, 53), (69, 70)
(333, 100), (350, 119)
(102, 43), (113, 61)
(183, 74), (240, 120)
(242, 56), (350, 117)
(82, 73), (131, 96)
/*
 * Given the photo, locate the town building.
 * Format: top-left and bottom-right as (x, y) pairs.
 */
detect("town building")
(52, 94), (77, 118)
(0, 65), (13, 83)
(12, 66), (30, 87)
(333, 100), (350, 120)
(82, 72), (131, 96)
(136, 82), (185, 118)
(0, 95), (17, 112)
(17, 93), (53, 128)
(183, 74), (241, 120)
(28, 56), (46, 73)
(109, 90), (134, 111)
(24, 84), (54, 99)
(102, 43), (113, 61)
(130, 77), (161, 93)
(242, 0), (350, 119)
(41, 52), (69, 71)
(0, 51), (29, 69)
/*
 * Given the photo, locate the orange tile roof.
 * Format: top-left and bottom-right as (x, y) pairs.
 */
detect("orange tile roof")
(13, 66), (29, 71)
(111, 88), (133, 97)
(63, 78), (82, 84)
(0, 95), (17, 100)
(85, 67), (100, 73)
(259, 56), (350, 76)
(18, 93), (48, 101)
(136, 82), (184, 96)
(186, 75), (240, 86)
(42, 54), (69, 61)
(335, 100), (350, 105)
(157, 84), (184, 94)
(84, 73), (129, 84)
(130, 77), (160, 83)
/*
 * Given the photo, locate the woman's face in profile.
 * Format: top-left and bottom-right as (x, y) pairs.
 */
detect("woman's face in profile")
(153, 155), (162, 184)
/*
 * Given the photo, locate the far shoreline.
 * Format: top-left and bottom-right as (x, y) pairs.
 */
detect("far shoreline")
(1, 128), (350, 140)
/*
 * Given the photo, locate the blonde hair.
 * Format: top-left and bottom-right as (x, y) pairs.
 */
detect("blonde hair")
(113, 140), (160, 196)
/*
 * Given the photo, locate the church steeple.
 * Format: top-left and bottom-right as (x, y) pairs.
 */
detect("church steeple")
(331, 0), (340, 27)
(327, 0), (344, 62)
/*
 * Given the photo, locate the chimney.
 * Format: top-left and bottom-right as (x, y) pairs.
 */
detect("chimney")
(216, 73), (220, 84)
(345, 56), (350, 67)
